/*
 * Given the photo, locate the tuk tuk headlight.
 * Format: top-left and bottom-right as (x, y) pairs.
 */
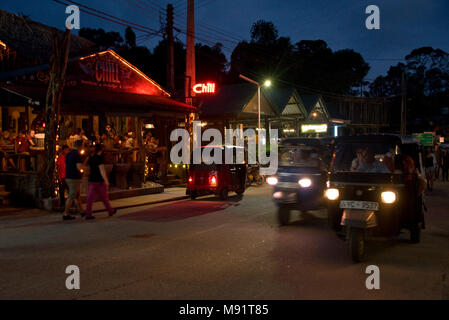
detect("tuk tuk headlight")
(267, 176), (278, 186)
(325, 188), (339, 200)
(298, 178), (312, 188)
(381, 191), (397, 204)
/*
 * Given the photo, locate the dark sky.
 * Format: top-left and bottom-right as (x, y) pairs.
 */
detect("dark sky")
(1, 0), (449, 81)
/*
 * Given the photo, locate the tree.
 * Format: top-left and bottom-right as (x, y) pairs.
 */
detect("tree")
(150, 39), (186, 94)
(330, 49), (370, 94)
(369, 47), (449, 128)
(370, 47), (449, 98)
(40, 29), (71, 201)
(251, 20), (278, 45)
(125, 27), (136, 48)
(369, 63), (405, 97)
(78, 28), (124, 49)
(229, 21), (369, 94)
(119, 46), (152, 74)
(287, 40), (370, 94)
(195, 43), (227, 83)
(229, 20), (294, 84)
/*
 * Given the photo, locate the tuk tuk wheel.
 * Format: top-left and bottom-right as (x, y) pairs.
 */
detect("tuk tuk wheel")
(410, 225), (421, 244)
(327, 209), (343, 232)
(350, 228), (365, 263)
(190, 192), (197, 200)
(219, 188), (229, 200)
(236, 188), (245, 196)
(277, 207), (290, 226)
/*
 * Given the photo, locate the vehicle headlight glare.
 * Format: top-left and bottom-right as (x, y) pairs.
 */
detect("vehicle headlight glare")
(267, 176), (278, 186)
(381, 191), (396, 204)
(298, 178), (312, 188)
(325, 188), (339, 200)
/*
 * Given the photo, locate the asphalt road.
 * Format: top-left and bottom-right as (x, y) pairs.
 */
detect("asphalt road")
(1, 182), (449, 300)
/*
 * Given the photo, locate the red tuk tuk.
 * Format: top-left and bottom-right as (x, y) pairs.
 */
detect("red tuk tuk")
(186, 145), (247, 200)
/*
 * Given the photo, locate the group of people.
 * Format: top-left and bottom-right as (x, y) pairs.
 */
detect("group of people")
(55, 127), (164, 221)
(0, 129), (38, 171)
(56, 139), (117, 221)
(350, 145), (449, 192)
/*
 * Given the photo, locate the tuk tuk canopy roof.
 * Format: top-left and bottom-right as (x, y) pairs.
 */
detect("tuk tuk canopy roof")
(334, 134), (414, 145)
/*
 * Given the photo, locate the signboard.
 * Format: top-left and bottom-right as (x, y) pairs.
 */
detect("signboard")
(301, 124), (328, 133)
(192, 82), (216, 94)
(74, 50), (169, 96)
(8, 50), (170, 97)
(412, 132), (434, 146)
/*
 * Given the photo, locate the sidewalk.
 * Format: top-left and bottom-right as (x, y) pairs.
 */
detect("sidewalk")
(91, 187), (188, 213)
(0, 187), (188, 218)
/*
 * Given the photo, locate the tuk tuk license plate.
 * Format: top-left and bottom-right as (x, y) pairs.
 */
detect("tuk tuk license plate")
(339, 200), (379, 211)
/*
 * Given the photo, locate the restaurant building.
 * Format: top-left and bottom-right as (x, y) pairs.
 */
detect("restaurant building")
(0, 10), (195, 205)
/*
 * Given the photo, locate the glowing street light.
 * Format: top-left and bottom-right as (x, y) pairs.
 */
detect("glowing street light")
(239, 74), (271, 130)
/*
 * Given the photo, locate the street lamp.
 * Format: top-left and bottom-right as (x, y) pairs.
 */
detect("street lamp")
(239, 74), (271, 130)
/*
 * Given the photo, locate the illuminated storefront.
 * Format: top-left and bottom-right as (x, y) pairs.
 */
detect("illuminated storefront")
(0, 49), (196, 203)
(299, 94), (348, 137)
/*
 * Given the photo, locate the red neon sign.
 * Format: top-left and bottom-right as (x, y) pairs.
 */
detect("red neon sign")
(192, 82), (216, 94)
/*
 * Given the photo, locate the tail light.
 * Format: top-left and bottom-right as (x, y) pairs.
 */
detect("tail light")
(188, 177), (193, 184)
(209, 176), (217, 186)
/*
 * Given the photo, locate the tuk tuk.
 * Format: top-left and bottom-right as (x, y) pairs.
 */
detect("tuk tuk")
(326, 135), (426, 262)
(267, 138), (331, 225)
(186, 145), (247, 200)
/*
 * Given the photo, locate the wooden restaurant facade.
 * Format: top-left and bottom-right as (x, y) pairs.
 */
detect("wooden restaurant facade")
(0, 11), (195, 205)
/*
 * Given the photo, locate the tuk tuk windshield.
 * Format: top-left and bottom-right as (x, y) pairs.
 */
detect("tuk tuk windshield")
(279, 145), (321, 168)
(332, 142), (398, 173)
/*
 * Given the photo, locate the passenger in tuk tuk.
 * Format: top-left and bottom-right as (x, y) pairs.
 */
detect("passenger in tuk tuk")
(355, 148), (390, 173)
(350, 148), (365, 172)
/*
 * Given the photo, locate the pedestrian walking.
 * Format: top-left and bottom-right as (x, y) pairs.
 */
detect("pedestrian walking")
(56, 145), (69, 210)
(435, 145), (443, 180)
(63, 140), (85, 220)
(442, 148), (449, 182)
(83, 144), (117, 220)
(424, 147), (437, 191)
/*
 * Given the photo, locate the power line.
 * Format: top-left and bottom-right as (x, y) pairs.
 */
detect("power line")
(53, 0), (162, 36)
(115, 0), (163, 29)
(130, 0), (164, 14)
(195, 0), (217, 10)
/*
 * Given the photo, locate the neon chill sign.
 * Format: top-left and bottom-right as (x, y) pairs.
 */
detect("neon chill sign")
(192, 82), (216, 94)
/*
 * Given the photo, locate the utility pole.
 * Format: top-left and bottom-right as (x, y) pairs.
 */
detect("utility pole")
(401, 72), (407, 135)
(185, 0), (195, 104)
(166, 4), (175, 95)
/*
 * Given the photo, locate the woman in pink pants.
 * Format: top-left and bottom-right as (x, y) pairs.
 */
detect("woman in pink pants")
(84, 144), (117, 220)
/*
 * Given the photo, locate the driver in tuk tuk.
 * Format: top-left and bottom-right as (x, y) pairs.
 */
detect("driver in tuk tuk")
(350, 148), (365, 171)
(356, 148), (390, 173)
